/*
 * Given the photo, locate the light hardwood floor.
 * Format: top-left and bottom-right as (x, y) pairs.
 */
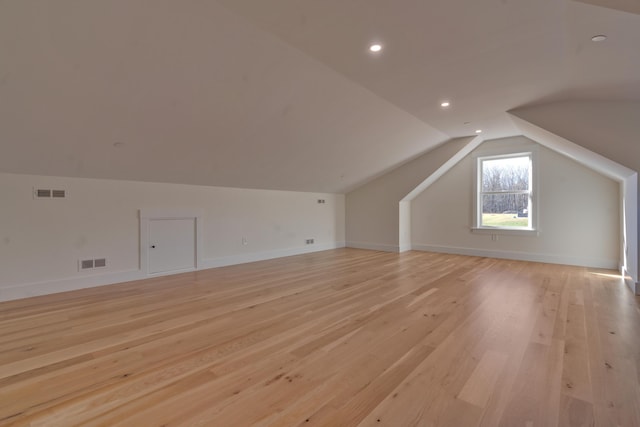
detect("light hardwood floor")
(1, 249), (639, 426)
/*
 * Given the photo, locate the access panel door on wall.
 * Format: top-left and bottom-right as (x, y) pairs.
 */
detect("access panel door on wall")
(148, 218), (196, 274)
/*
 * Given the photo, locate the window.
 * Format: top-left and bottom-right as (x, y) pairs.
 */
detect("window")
(476, 152), (534, 230)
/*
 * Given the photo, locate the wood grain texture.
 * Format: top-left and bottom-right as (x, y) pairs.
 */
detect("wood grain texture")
(0, 249), (638, 426)
(458, 350), (508, 408)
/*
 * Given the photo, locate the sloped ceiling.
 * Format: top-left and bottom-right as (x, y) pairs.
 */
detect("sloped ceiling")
(573, 0), (640, 15)
(219, 0), (640, 137)
(1, 0), (638, 193)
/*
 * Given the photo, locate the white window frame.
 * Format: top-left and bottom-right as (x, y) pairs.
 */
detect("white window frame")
(472, 146), (539, 236)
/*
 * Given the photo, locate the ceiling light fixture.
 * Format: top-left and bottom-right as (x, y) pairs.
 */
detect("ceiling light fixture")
(591, 35), (607, 42)
(440, 101), (451, 108)
(369, 44), (382, 53)
(475, 129), (483, 134)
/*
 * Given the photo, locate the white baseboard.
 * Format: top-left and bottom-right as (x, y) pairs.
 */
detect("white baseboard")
(0, 241), (347, 303)
(412, 244), (619, 270)
(621, 267), (640, 295)
(201, 241), (346, 269)
(0, 269), (144, 302)
(346, 241), (400, 253)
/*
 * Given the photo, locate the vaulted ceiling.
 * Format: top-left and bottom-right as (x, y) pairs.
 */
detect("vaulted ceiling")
(1, 0), (638, 193)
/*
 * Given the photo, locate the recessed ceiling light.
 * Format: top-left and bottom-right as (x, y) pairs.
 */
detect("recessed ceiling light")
(369, 44), (382, 53)
(440, 101), (451, 108)
(591, 35), (607, 42)
(475, 129), (483, 134)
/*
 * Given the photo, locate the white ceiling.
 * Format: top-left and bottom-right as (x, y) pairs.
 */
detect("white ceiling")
(219, 0), (640, 137)
(1, 0), (638, 193)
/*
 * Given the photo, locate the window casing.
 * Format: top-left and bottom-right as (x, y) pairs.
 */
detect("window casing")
(474, 151), (537, 233)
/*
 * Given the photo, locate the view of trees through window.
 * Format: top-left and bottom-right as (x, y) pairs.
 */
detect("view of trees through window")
(480, 155), (531, 228)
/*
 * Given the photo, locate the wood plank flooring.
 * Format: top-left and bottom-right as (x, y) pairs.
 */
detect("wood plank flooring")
(1, 248), (639, 426)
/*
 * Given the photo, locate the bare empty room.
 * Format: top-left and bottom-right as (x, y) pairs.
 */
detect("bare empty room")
(1, 1), (639, 426)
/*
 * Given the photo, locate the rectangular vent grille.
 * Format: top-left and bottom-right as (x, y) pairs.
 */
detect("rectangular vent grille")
(79, 258), (107, 271)
(35, 188), (67, 199)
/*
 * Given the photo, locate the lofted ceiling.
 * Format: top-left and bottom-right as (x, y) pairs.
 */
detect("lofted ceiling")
(1, 0), (638, 193)
(219, 0), (640, 138)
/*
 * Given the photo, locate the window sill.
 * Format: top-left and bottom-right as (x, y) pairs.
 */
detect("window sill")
(471, 227), (539, 237)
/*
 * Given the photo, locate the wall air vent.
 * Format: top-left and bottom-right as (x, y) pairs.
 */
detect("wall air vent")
(34, 188), (67, 199)
(80, 259), (94, 270)
(79, 258), (107, 271)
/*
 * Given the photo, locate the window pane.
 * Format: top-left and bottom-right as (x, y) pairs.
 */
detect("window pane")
(482, 156), (529, 192)
(481, 193), (529, 227)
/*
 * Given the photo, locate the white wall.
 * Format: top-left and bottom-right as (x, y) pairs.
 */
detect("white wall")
(346, 137), (478, 252)
(512, 100), (639, 289)
(0, 173), (345, 301)
(0, 0), (448, 195)
(411, 137), (620, 268)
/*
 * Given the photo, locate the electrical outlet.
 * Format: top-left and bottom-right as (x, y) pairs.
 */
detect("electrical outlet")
(306, 238), (315, 244)
(317, 199), (326, 204)
(242, 237), (248, 246)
